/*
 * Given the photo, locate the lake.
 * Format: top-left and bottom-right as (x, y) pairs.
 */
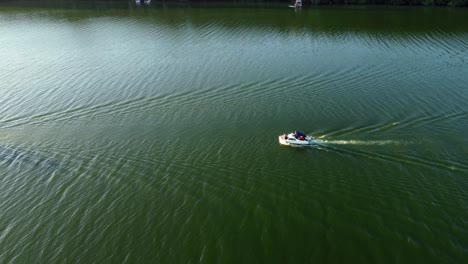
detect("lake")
(0, 2), (467, 263)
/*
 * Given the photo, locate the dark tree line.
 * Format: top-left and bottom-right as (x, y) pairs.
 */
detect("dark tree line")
(3, 0), (467, 7)
(166, 0), (468, 7)
(303, 0), (468, 6)
(189, 0), (468, 6)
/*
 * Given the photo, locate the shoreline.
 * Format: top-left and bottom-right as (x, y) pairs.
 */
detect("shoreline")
(0, 0), (467, 8)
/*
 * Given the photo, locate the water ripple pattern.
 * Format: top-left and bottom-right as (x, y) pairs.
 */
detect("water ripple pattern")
(0, 4), (468, 263)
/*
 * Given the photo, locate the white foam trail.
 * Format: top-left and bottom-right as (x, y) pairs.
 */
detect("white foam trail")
(315, 139), (406, 146)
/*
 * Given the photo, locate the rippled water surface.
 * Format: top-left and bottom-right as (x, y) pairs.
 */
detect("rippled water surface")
(1, 2), (467, 263)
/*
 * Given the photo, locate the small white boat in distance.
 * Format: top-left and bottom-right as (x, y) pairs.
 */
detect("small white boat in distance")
(279, 131), (317, 146)
(289, 0), (302, 8)
(136, 0), (151, 5)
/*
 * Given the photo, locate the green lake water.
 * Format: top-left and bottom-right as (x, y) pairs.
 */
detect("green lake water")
(0, 2), (467, 263)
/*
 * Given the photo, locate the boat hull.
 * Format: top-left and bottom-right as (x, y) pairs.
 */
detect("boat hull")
(278, 134), (317, 146)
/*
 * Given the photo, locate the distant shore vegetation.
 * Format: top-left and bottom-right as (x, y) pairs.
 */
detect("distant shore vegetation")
(1, 0), (467, 7)
(301, 0), (468, 7)
(131, 0), (468, 7)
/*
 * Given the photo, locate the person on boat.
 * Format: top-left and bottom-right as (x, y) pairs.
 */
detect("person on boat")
(293, 130), (306, 139)
(296, 130), (306, 137)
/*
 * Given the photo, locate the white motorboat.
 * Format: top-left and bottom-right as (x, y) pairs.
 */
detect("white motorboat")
(279, 131), (317, 146)
(289, 0), (302, 8)
(136, 0), (151, 5)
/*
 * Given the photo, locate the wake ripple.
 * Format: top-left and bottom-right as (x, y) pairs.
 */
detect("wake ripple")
(310, 141), (468, 174)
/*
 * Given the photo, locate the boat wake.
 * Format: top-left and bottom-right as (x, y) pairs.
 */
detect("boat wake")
(316, 139), (407, 146)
